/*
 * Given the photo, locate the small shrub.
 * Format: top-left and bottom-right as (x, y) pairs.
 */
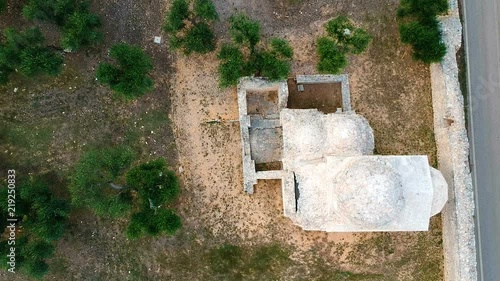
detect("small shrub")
(164, 0), (217, 54)
(96, 43), (154, 99)
(398, 0), (448, 19)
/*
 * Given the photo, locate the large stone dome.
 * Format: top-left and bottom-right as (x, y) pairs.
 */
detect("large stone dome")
(324, 114), (375, 156)
(333, 158), (405, 227)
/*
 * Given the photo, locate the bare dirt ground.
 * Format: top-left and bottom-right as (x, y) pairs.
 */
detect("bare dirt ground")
(0, 0), (442, 280)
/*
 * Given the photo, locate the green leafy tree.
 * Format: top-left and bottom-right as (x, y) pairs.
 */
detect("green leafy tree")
(228, 13), (260, 50)
(218, 43), (248, 87)
(164, 0), (218, 54)
(126, 158), (180, 208)
(0, 28), (63, 83)
(397, 0), (448, 19)
(126, 208), (181, 239)
(61, 5), (103, 51)
(399, 19), (446, 63)
(0, 177), (70, 280)
(218, 14), (293, 87)
(96, 43), (154, 99)
(316, 37), (347, 74)
(397, 0), (448, 63)
(316, 16), (371, 74)
(23, 0), (76, 26)
(70, 145), (135, 217)
(125, 159), (182, 239)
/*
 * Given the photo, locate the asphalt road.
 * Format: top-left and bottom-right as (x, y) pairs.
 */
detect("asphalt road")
(462, 0), (500, 280)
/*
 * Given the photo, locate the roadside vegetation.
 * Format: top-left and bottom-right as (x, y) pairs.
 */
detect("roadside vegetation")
(218, 13), (293, 87)
(316, 16), (371, 74)
(164, 0), (218, 54)
(398, 0), (448, 63)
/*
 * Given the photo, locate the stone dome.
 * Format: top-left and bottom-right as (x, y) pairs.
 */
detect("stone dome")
(324, 114), (375, 156)
(429, 167), (448, 216)
(334, 158), (405, 227)
(282, 110), (326, 158)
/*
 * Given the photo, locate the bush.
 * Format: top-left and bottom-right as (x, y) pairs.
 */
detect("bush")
(316, 16), (370, 74)
(70, 146), (135, 217)
(0, 28), (63, 83)
(61, 5), (102, 51)
(96, 43), (154, 99)
(399, 20), (446, 63)
(126, 159), (179, 208)
(218, 14), (293, 87)
(316, 37), (347, 74)
(164, 0), (217, 54)
(397, 0), (448, 63)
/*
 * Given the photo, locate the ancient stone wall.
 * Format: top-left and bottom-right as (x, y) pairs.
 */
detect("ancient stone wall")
(431, 1), (477, 280)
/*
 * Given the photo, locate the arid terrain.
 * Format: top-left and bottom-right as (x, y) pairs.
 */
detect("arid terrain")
(0, 0), (442, 280)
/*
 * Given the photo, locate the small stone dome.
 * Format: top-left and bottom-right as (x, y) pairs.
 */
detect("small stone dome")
(283, 110), (325, 157)
(334, 158), (405, 227)
(324, 114), (375, 156)
(429, 167), (448, 216)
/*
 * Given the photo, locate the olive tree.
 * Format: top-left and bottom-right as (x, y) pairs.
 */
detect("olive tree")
(70, 146), (135, 217)
(164, 0), (218, 54)
(96, 44), (154, 99)
(218, 14), (293, 87)
(0, 177), (70, 279)
(0, 28), (63, 84)
(316, 16), (371, 74)
(397, 0), (448, 63)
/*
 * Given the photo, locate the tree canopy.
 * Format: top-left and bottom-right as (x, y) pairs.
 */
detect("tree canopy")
(397, 0), (448, 63)
(61, 4), (103, 51)
(218, 13), (293, 87)
(0, 177), (70, 279)
(316, 16), (371, 74)
(96, 43), (154, 99)
(0, 27), (63, 84)
(70, 145), (135, 217)
(164, 0), (218, 54)
(23, 0), (103, 51)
